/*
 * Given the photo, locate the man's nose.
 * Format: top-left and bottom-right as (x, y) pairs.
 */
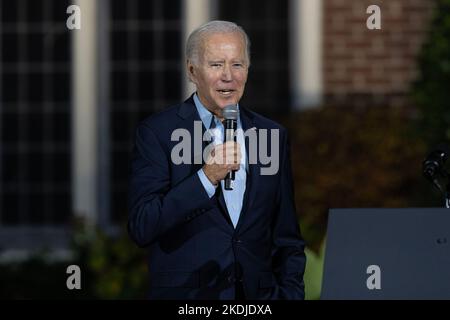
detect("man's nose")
(221, 65), (232, 81)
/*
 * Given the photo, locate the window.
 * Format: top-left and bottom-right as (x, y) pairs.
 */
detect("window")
(0, 0), (72, 230)
(109, 0), (182, 222)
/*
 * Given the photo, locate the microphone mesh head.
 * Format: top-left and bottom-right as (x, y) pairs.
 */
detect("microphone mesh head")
(223, 105), (239, 120)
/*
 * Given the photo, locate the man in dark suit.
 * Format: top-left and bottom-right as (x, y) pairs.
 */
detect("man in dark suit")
(128, 20), (306, 300)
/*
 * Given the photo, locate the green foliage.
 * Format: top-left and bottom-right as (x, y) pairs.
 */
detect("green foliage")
(0, 221), (148, 299)
(71, 222), (148, 299)
(304, 240), (325, 300)
(413, 0), (450, 147)
(279, 105), (431, 251)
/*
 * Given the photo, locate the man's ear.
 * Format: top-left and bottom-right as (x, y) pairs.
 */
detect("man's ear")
(186, 60), (196, 83)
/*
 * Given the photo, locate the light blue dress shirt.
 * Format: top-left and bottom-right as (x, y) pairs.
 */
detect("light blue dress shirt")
(194, 94), (247, 228)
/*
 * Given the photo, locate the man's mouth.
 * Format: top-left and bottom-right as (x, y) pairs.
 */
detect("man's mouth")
(217, 89), (235, 96)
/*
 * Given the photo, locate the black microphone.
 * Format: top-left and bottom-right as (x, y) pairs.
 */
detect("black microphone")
(223, 105), (239, 190)
(423, 143), (450, 192)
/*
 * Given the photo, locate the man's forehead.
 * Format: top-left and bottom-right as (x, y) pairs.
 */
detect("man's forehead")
(202, 32), (245, 46)
(202, 35), (245, 54)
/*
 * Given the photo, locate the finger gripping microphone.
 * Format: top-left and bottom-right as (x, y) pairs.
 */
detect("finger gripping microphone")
(223, 105), (239, 190)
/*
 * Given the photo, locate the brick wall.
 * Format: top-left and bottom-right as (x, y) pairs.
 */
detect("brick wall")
(323, 0), (435, 107)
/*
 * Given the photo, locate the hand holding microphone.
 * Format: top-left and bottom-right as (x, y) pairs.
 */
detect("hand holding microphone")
(203, 105), (240, 190)
(203, 141), (241, 186)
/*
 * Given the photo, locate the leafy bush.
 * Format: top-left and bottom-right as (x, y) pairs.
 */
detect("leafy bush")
(413, 0), (450, 147)
(279, 105), (432, 251)
(71, 222), (148, 299)
(0, 221), (148, 299)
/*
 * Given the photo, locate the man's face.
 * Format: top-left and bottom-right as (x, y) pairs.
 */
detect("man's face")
(188, 32), (249, 118)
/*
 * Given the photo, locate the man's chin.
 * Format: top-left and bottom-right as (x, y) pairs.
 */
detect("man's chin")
(216, 98), (239, 108)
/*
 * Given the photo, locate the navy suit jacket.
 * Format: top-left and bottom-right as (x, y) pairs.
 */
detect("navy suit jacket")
(128, 96), (306, 300)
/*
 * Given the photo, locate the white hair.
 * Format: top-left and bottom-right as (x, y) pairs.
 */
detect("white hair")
(186, 20), (251, 66)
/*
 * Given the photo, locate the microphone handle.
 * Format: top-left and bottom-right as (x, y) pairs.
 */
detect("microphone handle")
(224, 119), (237, 190)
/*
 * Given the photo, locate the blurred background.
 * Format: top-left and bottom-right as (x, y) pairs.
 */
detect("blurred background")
(0, 0), (449, 299)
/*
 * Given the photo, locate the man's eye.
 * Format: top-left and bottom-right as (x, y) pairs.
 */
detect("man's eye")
(233, 63), (244, 68)
(211, 63), (222, 67)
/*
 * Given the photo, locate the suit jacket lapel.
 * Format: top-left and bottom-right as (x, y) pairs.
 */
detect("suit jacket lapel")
(176, 96), (203, 175)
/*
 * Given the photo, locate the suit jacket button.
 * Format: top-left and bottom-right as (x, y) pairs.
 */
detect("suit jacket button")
(227, 275), (236, 283)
